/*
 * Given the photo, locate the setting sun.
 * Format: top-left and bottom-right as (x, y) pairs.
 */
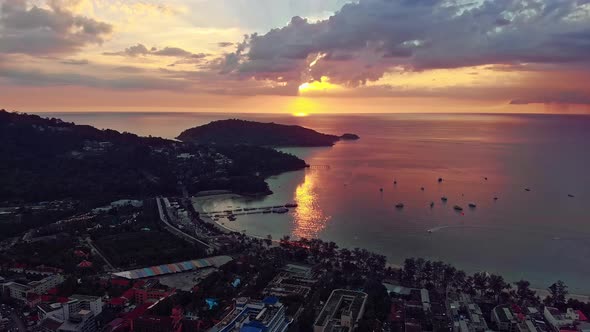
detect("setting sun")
(292, 112), (309, 117)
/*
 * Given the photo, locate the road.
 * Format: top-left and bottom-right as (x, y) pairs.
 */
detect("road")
(85, 237), (115, 271)
(156, 197), (212, 251)
(11, 311), (27, 332)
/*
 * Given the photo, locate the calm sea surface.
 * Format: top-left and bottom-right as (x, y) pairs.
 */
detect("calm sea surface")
(39, 112), (590, 294)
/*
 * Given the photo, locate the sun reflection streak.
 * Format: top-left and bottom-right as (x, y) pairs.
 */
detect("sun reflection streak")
(293, 171), (331, 239)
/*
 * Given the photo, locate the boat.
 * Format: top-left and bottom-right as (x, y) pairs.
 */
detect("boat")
(272, 207), (289, 214)
(395, 203), (404, 209)
(421, 187), (425, 191)
(525, 188), (531, 192)
(453, 205), (463, 211)
(430, 202), (435, 208)
(438, 177), (443, 183)
(493, 197), (498, 201)
(285, 203), (298, 208)
(228, 215), (236, 221)
(380, 188), (384, 192)
(468, 203), (476, 208)
(441, 196), (448, 202)
(568, 194), (575, 198)
(394, 180), (397, 185)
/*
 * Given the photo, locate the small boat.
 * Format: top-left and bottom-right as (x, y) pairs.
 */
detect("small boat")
(525, 188), (531, 192)
(272, 207), (289, 214)
(568, 194), (575, 198)
(438, 177), (443, 183)
(421, 187), (425, 191)
(484, 177), (488, 181)
(468, 203), (476, 208)
(394, 180), (397, 185)
(441, 196), (448, 202)
(285, 203), (298, 208)
(228, 215), (236, 221)
(380, 188), (384, 192)
(430, 202), (435, 208)
(493, 197), (498, 201)
(395, 203), (404, 209)
(453, 205), (463, 211)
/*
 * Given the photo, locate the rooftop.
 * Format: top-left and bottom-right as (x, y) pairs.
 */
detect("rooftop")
(314, 289), (368, 330)
(112, 255), (232, 279)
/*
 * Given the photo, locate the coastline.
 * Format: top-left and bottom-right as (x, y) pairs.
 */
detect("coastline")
(192, 193), (590, 299)
(191, 194), (278, 243)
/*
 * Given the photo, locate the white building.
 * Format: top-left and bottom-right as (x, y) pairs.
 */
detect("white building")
(2, 274), (65, 302)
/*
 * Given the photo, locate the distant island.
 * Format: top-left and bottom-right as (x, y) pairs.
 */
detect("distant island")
(0, 110), (307, 204)
(177, 119), (359, 147)
(340, 133), (360, 140)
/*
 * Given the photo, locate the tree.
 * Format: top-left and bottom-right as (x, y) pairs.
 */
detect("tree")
(473, 272), (489, 296)
(488, 274), (509, 302)
(513, 280), (538, 306)
(547, 280), (568, 307)
(402, 258), (417, 286)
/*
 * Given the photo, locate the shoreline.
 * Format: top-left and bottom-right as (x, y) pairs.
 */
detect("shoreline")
(192, 194), (590, 299)
(191, 194), (279, 243)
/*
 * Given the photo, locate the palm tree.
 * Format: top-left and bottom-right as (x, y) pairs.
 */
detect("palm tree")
(488, 274), (508, 302)
(473, 272), (489, 296)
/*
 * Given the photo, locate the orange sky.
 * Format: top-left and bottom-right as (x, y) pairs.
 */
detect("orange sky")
(1, 0), (589, 114)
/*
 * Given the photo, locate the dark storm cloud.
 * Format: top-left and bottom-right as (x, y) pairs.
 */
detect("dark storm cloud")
(0, 0), (112, 55)
(222, 0), (590, 86)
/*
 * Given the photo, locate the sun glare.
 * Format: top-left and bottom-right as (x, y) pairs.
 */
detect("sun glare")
(298, 76), (343, 95)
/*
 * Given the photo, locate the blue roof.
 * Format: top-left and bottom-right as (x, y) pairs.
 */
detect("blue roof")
(240, 321), (266, 332)
(263, 296), (279, 305)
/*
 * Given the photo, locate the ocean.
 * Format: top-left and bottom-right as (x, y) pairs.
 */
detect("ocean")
(38, 112), (590, 295)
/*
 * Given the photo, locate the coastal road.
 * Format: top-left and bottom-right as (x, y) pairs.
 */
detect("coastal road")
(156, 197), (213, 251)
(85, 237), (115, 271)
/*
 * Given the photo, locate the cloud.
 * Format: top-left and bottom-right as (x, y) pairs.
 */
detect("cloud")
(221, 0), (590, 87)
(0, 65), (191, 90)
(0, 0), (112, 55)
(60, 58), (89, 65)
(103, 43), (209, 64)
(510, 92), (590, 105)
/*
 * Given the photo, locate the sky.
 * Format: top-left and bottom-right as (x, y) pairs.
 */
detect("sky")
(0, 0), (589, 114)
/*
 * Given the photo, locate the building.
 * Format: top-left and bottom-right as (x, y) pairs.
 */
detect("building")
(544, 307), (575, 331)
(313, 289), (368, 332)
(37, 294), (103, 332)
(210, 296), (292, 332)
(449, 294), (488, 332)
(263, 265), (318, 299)
(133, 279), (175, 304)
(2, 274), (65, 302)
(111, 256), (232, 280)
(492, 305), (536, 332)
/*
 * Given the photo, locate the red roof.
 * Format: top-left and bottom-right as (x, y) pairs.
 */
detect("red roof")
(111, 279), (131, 287)
(108, 297), (127, 306)
(77, 260), (93, 268)
(57, 297), (70, 303)
(121, 289), (135, 300)
(577, 310), (588, 321)
(74, 250), (88, 257)
(46, 288), (58, 295)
